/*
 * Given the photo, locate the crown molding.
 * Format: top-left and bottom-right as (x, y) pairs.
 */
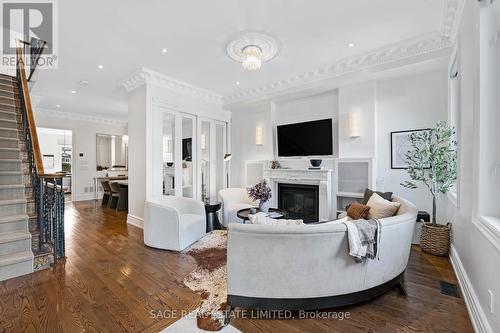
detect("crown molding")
(120, 67), (223, 105)
(222, 33), (453, 104)
(35, 108), (128, 127)
(222, 0), (464, 105)
(119, 0), (463, 107)
(440, 0), (466, 41)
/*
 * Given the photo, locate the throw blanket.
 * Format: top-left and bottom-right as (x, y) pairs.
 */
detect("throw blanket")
(344, 219), (381, 263)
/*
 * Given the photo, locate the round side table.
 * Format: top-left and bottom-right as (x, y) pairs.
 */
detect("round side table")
(205, 202), (223, 232)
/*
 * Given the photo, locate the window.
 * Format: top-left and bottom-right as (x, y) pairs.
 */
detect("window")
(448, 49), (460, 206)
(478, 0), (500, 235)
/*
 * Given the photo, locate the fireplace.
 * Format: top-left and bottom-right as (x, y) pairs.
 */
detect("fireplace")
(278, 183), (319, 223)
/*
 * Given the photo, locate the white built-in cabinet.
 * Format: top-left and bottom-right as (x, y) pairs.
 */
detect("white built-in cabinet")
(334, 158), (374, 212)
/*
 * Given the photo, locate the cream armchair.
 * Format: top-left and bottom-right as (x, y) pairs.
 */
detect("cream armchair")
(218, 188), (255, 227)
(144, 196), (206, 251)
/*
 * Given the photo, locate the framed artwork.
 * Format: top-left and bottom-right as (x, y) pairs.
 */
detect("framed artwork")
(390, 129), (430, 169)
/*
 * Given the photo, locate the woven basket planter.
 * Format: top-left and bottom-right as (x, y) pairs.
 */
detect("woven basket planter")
(420, 223), (451, 256)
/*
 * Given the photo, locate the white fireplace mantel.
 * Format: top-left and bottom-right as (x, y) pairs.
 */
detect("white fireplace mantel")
(263, 168), (335, 221)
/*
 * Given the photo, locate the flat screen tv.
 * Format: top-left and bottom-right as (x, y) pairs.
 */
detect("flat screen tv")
(277, 119), (333, 157)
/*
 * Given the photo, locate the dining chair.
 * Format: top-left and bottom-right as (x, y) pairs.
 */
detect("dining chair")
(101, 180), (112, 206)
(109, 182), (128, 210)
(108, 182), (121, 209)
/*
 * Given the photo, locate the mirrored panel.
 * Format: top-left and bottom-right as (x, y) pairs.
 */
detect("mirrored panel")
(200, 120), (211, 202)
(215, 122), (226, 195)
(163, 113), (175, 195)
(182, 116), (194, 198)
(96, 134), (128, 171)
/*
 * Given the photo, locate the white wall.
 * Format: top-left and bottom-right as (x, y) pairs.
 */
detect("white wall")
(34, 111), (128, 202)
(231, 103), (274, 187)
(443, 1), (499, 332)
(275, 91), (339, 160)
(230, 91), (339, 187)
(230, 69), (448, 216)
(376, 70), (448, 213)
(338, 82), (376, 158)
(127, 85), (148, 227)
(127, 83), (230, 227)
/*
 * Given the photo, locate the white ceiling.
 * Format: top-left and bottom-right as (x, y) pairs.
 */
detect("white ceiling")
(31, 0), (459, 121)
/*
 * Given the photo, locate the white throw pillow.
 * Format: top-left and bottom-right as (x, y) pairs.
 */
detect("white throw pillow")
(366, 193), (401, 219)
(249, 212), (304, 225)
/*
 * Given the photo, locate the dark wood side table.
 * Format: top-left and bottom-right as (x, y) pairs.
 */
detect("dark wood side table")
(205, 202), (223, 232)
(236, 208), (288, 223)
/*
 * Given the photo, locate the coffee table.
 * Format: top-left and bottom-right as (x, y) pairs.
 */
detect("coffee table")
(236, 208), (288, 223)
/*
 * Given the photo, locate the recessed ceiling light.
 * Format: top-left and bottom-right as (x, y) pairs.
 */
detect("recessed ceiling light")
(78, 80), (89, 86)
(97, 64), (104, 69)
(236, 81), (240, 85)
(70, 90), (76, 94)
(161, 48), (168, 54)
(348, 42), (355, 48)
(56, 104), (61, 108)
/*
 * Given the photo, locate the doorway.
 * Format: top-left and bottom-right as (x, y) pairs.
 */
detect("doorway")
(37, 127), (73, 202)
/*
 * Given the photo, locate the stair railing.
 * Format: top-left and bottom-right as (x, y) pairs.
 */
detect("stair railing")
(15, 39), (65, 260)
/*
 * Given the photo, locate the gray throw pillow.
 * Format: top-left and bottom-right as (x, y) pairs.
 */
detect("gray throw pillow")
(362, 188), (393, 205)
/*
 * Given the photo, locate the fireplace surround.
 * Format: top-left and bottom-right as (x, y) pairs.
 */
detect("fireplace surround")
(264, 168), (334, 222)
(278, 183), (319, 223)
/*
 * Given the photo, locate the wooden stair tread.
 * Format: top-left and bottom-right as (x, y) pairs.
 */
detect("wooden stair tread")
(0, 231), (30, 243)
(0, 250), (32, 266)
(0, 198), (26, 205)
(0, 214), (28, 223)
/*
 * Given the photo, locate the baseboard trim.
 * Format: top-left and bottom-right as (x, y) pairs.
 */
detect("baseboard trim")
(127, 214), (144, 229)
(449, 245), (493, 333)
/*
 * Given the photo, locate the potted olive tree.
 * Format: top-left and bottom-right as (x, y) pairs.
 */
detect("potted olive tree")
(401, 121), (457, 256)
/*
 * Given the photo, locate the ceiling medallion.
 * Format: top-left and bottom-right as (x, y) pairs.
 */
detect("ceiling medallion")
(226, 31), (280, 71)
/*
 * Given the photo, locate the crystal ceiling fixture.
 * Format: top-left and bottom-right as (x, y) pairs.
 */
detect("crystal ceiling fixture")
(226, 31), (280, 72)
(242, 45), (262, 71)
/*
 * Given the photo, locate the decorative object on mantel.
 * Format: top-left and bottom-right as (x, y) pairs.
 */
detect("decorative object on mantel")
(309, 159), (322, 169)
(401, 121), (457, 256)
(390, 128), (431, 169)
(247, 180), (272, 213)
(270, 160), (280, 169)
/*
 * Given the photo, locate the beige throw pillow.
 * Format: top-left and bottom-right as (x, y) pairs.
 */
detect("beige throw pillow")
(366, 193), (401, 219)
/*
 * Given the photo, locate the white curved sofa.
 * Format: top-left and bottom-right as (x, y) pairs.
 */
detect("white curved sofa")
(226, 196), (417, 311)
(144, 196), (206, 251)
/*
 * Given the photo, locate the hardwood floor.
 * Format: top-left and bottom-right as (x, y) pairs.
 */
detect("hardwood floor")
(0, 201), (473, 333)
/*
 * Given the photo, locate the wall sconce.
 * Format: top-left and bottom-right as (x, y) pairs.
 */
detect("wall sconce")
(348, 112), (361, 138)
(255, 126), (263, 145)
(201, 133), (206, 150)
(122, 135), (129, 145)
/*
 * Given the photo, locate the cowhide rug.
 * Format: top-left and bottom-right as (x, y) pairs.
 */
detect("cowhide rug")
(182, 230), (228, 331)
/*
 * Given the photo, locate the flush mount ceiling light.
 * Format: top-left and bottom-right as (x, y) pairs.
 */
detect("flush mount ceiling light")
(226, 31), (280, 71)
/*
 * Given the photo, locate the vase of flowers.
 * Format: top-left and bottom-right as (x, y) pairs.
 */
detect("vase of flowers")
(248, 180), (272, 213)
(401, 121), (457, 256)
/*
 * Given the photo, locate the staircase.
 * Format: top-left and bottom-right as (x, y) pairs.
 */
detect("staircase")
(0, 74), (33, 281)
(0, 39), (64, 282)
